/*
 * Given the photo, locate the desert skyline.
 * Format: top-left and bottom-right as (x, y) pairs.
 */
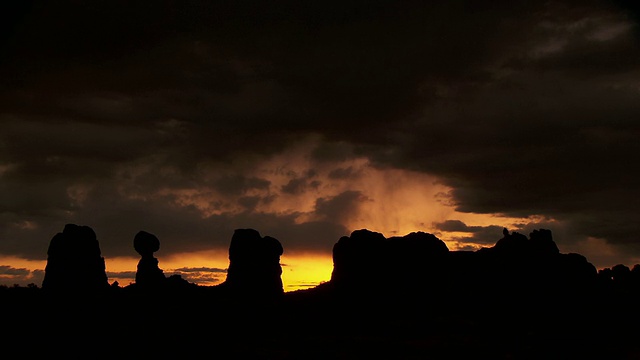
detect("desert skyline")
(4, 225), (640, 359)
(1, 1), (640, 289)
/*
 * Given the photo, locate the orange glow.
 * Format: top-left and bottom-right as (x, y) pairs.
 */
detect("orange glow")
(0, 141), (563, 290)
(0, 256), (46, 286)
(1, 251), (335, 291)
(104, 250), (230, 287)
(113, 138), (541, 258)
(343, 167), (452, 236)
(106, 251), (334, 292)
(280, 253), (333, 292)
(0, 256), (46, 269)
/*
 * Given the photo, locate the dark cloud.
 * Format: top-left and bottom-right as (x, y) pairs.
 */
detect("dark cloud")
(327, 166), (362, 180)
(173, 266), (227, 273)
(281, 170), (321, 195)
(310, 141), (357, 163)
(237, 196), (262, 211)
(0, 265), (31, 277)
(107, 270), (137, 280)
(433, 220), (509, 246)
(281, 178), (320, 195)
(212, 175), (271, 196)
(166, 266), (228, 285)
(434, 220), (475, 233)
(0, 265), (43, 287)
(396, 69), (640, 251)
(315, 190), (372, 225)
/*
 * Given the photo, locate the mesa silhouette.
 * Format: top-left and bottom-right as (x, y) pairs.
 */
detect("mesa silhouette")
(2, 224), (639, 359)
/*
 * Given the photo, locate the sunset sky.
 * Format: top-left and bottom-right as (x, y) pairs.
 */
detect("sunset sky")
(1, 1), (639, 291)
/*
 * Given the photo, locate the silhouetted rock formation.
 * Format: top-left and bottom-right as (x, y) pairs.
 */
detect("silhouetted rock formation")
(41, 223), (109, 292)
(6, 224), (640, 359)
(133, 230), (167, 289)
(596, 263), (640, 297)
(469, 228), (597, 297)
(218, 228), (284, 299)
(329, 227), (598, 307)
(331, 229), (450, 295)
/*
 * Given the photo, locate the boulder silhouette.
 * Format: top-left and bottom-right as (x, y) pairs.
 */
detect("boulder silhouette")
(219, 228), (284, 299)
(41, 223), (109, 292)
(133, 230), (167, 289)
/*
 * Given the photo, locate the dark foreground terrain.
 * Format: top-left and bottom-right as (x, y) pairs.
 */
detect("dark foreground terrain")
(3, 226), (640, 359)
(1, 279), (639, 360)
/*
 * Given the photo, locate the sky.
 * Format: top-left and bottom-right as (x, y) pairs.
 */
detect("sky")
(1, 0), (639, 291)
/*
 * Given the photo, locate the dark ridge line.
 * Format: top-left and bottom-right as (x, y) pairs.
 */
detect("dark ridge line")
(2, 225), (640, 357)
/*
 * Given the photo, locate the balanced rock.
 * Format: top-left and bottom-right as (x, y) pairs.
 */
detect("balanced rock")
(134, 230), (166, 289)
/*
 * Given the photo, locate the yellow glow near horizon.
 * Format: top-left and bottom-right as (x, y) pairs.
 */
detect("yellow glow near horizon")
(105, 251), (334, 292)
(2, 233), (634, 290)
(0, 251), (334, 292)
(281, 253), (333, 291)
